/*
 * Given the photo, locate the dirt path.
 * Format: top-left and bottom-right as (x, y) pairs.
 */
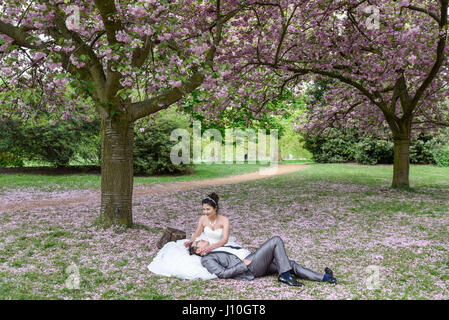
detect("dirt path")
(1, 164), (309, 213)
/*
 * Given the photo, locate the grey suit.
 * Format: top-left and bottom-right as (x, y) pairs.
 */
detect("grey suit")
(201, 236), (324, 281)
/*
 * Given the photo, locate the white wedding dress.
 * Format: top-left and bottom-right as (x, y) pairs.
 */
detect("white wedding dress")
(147, 227), (242, 280)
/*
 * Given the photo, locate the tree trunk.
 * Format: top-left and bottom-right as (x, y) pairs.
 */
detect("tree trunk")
(99, 113), (134, 227)
(392, 136), (410, 188)
(277, 146), (283, 162)
(157, 227), (186, 249)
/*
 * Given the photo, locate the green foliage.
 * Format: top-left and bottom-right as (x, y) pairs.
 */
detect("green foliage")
(20, 122), (78, 166)
(433, 142), (449, 167)
(134, 110), (194, 175)
(409, 133), (442, 164)
(353, 139), (394, 165)
(303, 127), (447, 165)
(0, 118), (99, 167)
(304, 78), (336, 108)
(181, 89), (291, 137)
(279, 134), (313, 160)
(0, 152), (24, 167)
(303, 128), (358, 163)
(0, 119), (19, 154)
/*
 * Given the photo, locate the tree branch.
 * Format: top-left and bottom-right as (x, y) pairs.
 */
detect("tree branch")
(407, 0), (448, 117)
(0, 20), (42, 50)
(50, 6), (106, 87)
(402, 5), (441, 24)
(130, 1), (245, 121)
(412, 120), (449, 127)
(130, 70), (204, 121)
(389, 70), (411, 116)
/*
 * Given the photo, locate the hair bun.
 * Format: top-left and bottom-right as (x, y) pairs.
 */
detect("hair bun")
(207, 192), (219, 204)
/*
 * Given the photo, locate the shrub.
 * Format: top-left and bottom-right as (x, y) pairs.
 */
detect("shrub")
(409, 133), (439, 164)
(303, 127), (446, 165)
(71, 119), (101, 165)
(15, 121), (80, 167)
(0, 152), (24, 167)
(303, 128), (357, 163)
(0, 119), (21, 155)
(133, 115), (193, 175)
(433, 142), (449, 167)
(353, 139), (394, 165)
(0, 118), (99, 167)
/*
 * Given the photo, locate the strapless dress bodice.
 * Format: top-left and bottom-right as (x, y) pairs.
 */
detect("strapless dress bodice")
(203, 226), (223, 244)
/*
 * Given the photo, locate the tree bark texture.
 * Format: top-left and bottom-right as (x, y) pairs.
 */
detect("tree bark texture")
(99, 113), (134, 227)
(392, 136), (411, 188)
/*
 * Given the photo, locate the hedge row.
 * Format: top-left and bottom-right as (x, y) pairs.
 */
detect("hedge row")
(303, 128), (449, 166)
(0, 116), (193, 175)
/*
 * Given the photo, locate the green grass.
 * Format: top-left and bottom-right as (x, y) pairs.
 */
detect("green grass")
(1, 162), (448, 300)
(290, 163), (449, 188)
(0, 173), (101, 192)
(0, 160), (313, 192)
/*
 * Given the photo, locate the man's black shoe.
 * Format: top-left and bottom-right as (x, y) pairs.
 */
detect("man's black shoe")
(324, 267), (333, 278)
(278, 274), (304, 287)
(328, 277), (338, 284)
(324, 267), (337, 284)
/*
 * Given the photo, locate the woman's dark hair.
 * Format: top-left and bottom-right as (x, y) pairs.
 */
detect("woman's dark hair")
(202, 192), (219, 211)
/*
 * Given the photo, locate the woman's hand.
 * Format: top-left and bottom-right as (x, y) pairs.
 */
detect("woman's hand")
(184, 241), (191, 248)
(200, 244), (214, 255)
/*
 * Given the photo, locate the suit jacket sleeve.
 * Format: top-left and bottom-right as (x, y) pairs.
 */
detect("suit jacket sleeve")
(201, 254), (249, 279)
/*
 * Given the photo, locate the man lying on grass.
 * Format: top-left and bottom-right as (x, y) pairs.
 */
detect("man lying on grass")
(190, 236), (338, 286)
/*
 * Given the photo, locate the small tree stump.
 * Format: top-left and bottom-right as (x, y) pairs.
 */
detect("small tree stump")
(157, 227), (186, 249)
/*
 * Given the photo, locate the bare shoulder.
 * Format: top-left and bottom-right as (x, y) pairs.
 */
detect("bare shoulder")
(198, 215), (207, 226)
(220, 215), (229, 225)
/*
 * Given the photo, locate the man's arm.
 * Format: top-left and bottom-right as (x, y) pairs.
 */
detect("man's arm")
(201, 255), (249, 279)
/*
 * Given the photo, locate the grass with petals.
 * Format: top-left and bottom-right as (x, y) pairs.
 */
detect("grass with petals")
(0, 163), (448, 299)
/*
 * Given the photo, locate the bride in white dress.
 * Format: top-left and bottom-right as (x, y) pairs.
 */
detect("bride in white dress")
(148, 193), (243, 280)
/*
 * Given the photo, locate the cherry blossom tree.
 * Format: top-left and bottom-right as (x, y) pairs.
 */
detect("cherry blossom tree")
(0, 0), (250, 227)
(208, 0), (449, 188)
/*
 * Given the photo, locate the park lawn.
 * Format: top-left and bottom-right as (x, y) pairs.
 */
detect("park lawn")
(0, 160), (312, 193)
(0, 163), (448, 299)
